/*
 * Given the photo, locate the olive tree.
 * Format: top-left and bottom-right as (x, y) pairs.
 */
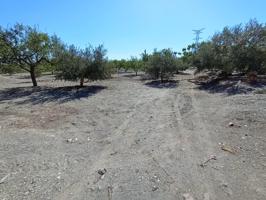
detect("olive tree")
(192, 42), (218, 72)
(0, 24), (51, 86)
(56, 44), (109, 87)
(129, 57), (143, 76)
(146, 49), (177, 82)
(192, 19), (266, 76)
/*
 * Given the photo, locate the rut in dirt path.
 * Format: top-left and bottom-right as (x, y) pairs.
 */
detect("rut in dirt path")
(55, 78), (230, 200)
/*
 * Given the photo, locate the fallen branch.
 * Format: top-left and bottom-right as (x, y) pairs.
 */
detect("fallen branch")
(200, 155), (217, 167)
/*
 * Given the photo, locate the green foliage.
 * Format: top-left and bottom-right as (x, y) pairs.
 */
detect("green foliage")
(141, 50), (149, 62)
(55, 45), (81, 82)
(129, 57), (143, 76)
(0, 65), (23, 75)
(111, 59), (128, 72)
(176, 45), (194, 72)
(179, 44), (194, 64)
(49, 35), (66, 71)
(192, 42), (218, 72)
(105, 60), (117, 74)
(191, 19), (266, 75)
(56, 44), (109, 86)
(109, 58), (143, 75)
(175, 58), (191, 72)
(85, 45), (110, 81)
(146, 49), (178, 82)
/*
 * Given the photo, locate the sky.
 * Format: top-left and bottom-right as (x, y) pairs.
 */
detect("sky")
(0, 0), (265, 59)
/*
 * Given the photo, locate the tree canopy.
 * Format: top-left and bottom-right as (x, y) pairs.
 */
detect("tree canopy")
(191, 19), (266, 76)
(146, 49), (179, 82)
(55, 44), (109, 87)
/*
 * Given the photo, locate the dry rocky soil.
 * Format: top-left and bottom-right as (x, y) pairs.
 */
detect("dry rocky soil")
(0, 72), (265, 200)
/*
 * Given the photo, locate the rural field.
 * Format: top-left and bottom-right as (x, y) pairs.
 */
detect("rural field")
(0, 72), (265, 200)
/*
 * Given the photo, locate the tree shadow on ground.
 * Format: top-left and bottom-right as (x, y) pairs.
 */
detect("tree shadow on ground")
(144, 80), (179, 89)
(15, 79), (55, 84)
(15, 75), (31, 79)
(0, 85), (106, 104)
(191, 76), (266, 95)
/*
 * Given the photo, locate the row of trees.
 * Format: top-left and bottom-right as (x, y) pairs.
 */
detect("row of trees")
(111, 19), (265, 81)
(109, 57), (144, 76)
(0, 24), (109, 86)
(111, 49), (188, 82)
(182, 19), (266, 77)
(1, 19), (265, 86)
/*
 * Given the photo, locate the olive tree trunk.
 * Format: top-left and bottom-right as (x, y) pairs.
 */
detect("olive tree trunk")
(30, 66), (38, 87)
(80, 77), (84, 87)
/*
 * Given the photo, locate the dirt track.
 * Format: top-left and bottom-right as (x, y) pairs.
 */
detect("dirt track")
(0, 73), (265, 200)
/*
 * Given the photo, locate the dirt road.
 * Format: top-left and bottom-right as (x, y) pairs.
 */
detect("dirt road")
(0, 73), (265, 199)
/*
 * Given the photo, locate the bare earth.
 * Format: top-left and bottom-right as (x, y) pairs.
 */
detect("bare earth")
(0, 73), (265, 200)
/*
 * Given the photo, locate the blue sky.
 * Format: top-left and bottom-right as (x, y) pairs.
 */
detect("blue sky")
(1, 0), (265, 59)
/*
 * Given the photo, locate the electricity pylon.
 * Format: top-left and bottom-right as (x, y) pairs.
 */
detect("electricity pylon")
(192, 28), (204, 52)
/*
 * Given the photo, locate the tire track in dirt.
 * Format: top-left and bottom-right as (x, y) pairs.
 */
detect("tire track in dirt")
(54, 80), (169, 200)
(24, 76), (229, 200)
(144, 79), (233, 199)
(173, 80), (230, 199)
(56, 79), (227, 200)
